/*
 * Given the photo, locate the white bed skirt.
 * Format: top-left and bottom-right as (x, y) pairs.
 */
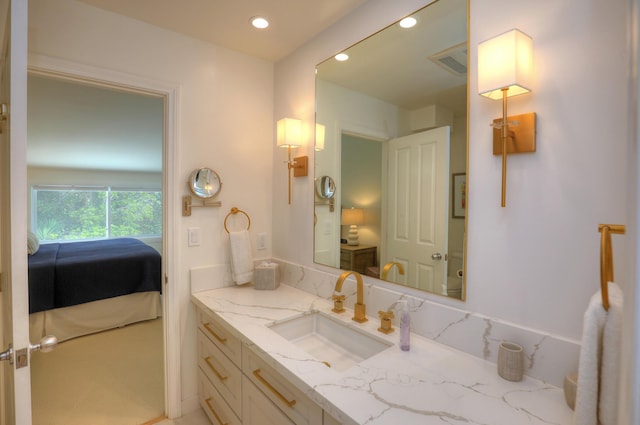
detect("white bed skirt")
(29, 291), (162, 343)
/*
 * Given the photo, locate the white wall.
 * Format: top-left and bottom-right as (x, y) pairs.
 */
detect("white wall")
(274, 0), (629, 346)
(28, 0), (274, 412)
(468, 0), (629, 338)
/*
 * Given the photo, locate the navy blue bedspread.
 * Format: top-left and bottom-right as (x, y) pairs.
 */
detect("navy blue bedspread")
(28, 238), (161, 314)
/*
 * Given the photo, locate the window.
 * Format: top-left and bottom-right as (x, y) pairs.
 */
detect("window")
(32, 186), (162, 242)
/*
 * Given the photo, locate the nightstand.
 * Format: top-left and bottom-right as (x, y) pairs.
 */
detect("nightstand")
(340, 244), (377, 274)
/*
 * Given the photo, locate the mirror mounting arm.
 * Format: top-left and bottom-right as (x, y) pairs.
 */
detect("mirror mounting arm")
(182, 195), (222, 216)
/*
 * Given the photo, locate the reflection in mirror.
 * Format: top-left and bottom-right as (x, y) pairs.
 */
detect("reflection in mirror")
(316, 176), (336, 199)
(314, 0), (467, 300)
(189, 167), (221, 199)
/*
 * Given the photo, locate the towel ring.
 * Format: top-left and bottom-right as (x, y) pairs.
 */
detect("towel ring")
(224, 207), (251, 233)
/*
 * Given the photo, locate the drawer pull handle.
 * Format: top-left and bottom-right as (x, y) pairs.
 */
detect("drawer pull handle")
(204, 323), (228, 344)
(252, 368), (297, 408)
(204, 397), (228, 425)
(204, 356), (228, 381)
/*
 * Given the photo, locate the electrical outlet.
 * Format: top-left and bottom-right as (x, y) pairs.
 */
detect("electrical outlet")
(257, 232), (266, 250)
(188, 227), (200, 247)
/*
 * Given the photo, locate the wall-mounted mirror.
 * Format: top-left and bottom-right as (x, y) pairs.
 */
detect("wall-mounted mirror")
(314, 0), (468, 300)
(316, 176), (336, 199)
(189, 167), (221, 199)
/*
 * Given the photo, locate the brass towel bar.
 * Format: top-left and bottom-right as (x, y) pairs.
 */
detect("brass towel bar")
(224, 207), (251, 233)
(598, 224), (625, 311)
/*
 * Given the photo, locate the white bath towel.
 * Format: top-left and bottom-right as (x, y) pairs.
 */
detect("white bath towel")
(574, 282), (623, 425)
(229, 230), (253, 285)
(599, 282), (623, 425)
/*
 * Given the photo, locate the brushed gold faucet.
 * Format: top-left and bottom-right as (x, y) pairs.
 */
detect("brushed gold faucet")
(377, 310), (394, 334)
(381, 262), (405, 281)
(333, 270), (367, 323)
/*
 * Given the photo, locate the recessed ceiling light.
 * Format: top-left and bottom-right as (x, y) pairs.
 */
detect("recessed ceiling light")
(399, 17), (417, 29)
(335, 53), (349, 62)
(250, 16), (269, 29)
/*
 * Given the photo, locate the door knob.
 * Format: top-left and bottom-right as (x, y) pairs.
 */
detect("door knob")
(30, 335), (58, 353)
(0, 336), (57, 369)
(0, 345), (13, 364)
(431, 253), (442, 260)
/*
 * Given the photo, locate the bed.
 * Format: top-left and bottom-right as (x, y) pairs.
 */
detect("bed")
(28, 237), (162, 342)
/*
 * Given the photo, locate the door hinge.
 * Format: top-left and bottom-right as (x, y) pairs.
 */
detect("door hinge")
(0, 103), (7, 134)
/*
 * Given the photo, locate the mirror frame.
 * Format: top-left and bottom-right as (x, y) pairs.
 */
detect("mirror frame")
(315, 175), (336, 199)
(189, 167), (221, 199)
(313, 0), (469, 301)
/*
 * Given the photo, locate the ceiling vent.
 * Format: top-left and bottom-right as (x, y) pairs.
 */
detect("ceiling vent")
(429, 42), (467, 76)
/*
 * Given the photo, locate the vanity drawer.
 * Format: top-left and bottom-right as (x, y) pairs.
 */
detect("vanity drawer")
(198, 308), (242, 367)
(198, 329), (242, 417)
(198, 372), (241, 425)
(242, 376), (295, 425)
(243, 347), (322, 425)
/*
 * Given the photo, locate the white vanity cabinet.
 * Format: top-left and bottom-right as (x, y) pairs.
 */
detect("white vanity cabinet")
(198, 373), (242, 425)
(196, 306), (339, 425)
(242, 346), (322, 425)
(242, 376), (295, 425)
(197, 308), (243, 424)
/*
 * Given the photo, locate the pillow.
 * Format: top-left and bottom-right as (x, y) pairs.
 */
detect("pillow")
(27, 231), (40, 255)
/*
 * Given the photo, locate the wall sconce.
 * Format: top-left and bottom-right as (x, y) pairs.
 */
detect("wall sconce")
(315, 123), (325, 151)
(478, 29), (536, 207)
(341, 207), (364, 246)
(277, 117), (308, 204)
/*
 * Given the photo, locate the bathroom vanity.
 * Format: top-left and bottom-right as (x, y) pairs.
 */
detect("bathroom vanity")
(192, 284), (572, 425)
(339, 244), (376, 275)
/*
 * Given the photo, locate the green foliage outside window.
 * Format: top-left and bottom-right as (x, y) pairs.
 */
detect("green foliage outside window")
(110, 191), (162, 237)
(34, 188), (162, 242)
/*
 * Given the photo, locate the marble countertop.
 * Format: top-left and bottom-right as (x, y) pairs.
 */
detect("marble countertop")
(191, 284), (573, 425)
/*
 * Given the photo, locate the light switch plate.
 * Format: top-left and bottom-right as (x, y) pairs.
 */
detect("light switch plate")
(188, 227), (200, 247)
(257, 233), (266, 250)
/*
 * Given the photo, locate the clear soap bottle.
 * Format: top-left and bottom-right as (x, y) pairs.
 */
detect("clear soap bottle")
(399, 300), (410, 351)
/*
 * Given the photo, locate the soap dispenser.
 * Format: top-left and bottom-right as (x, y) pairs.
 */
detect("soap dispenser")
(399, 300), (410, 351)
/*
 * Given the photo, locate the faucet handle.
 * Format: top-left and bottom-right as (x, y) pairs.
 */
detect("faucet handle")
(332, 294), (346, 313)
(377, 310), (395, 334)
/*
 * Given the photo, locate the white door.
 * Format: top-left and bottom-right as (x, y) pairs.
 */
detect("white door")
(0, 0), (32, 424)
(385, 126), (450, 294)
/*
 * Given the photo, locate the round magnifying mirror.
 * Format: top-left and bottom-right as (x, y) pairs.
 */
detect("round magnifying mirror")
(189, 167), (221, 199)
(315, 175), (336, 199)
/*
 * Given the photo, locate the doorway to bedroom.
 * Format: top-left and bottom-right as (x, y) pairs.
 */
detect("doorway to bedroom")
(26, 73), (166, 425)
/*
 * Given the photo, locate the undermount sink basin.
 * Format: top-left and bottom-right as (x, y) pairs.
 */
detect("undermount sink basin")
(268, 311), (393, 372)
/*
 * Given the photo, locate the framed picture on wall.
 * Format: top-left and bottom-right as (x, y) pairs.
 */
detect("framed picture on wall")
(452, 173), (466, 219)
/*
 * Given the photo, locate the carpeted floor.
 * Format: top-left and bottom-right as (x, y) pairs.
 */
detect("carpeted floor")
(31, 318), (164, 425)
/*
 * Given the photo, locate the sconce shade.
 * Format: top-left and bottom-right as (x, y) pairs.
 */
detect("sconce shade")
(277, 117), (302, 148)
(315, 123), (325, 151)
(478, 29), (533, 100)
(341, 207), (364, 225)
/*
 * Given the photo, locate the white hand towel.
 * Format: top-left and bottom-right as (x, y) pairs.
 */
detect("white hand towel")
(229, 230), (253, 285)
(573, 281), (623, 425)
(599, 282), (623, 425)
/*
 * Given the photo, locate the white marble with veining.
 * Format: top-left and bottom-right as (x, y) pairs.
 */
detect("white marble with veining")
(272, 260), (581, 388)
(191, 284), (573, 425)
